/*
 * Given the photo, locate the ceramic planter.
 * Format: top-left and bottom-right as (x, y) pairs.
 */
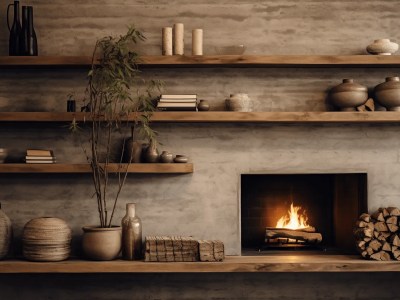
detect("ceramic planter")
(374, 77), (400, 111)
(82, 226), (122, 260)
(329, 79), (368, 111)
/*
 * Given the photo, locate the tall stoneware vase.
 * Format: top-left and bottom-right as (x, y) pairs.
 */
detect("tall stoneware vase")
(121, 203), (142, 260)
(82, 226), (122, 260)
(0, 203), (12, 259)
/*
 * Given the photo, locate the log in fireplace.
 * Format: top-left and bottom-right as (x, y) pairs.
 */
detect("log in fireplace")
(241, 173), (367, 254)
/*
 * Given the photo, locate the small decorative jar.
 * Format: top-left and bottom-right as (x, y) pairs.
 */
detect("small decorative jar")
(143, 140), (159, 163)
(174, 155), (188, 163)
(0, 203), (12, 260)
(329, 79), (368, 111)
(374, 77), (400, 111)
(225, 93), (253, 112)
(121, 203), (142, 260)
(160, 151), (173, 163)
(197, 100), (210, 111)
(367, 39), (399, 55)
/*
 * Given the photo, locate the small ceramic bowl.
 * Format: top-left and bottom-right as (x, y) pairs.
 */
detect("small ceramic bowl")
(214, 45), (246, 55)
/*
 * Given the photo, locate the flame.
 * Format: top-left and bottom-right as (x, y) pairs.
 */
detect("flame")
(275, 203), (309, 230)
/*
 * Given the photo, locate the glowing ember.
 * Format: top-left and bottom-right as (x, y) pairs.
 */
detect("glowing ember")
(275, 203), (310, 230)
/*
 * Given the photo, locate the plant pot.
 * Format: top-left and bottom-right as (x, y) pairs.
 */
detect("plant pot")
(82, 226), (122, 260)
(329, 79), (368, 111)
(374, 77), (400, 111)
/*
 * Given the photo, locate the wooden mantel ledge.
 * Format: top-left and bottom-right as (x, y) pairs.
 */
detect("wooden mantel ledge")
(0, 255), (399, 273)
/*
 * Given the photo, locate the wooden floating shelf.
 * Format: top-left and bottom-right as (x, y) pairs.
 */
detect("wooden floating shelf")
(2, 112), (400, 123)
(1, 55), (400, 68)
(0, 163), (193, 174)
(0, 255), (399, 273)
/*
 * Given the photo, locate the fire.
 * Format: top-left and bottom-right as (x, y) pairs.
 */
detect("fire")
(275, 203), (310, 230)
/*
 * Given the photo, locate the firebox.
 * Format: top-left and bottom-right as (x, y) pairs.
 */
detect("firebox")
(240, 173), (367, 254)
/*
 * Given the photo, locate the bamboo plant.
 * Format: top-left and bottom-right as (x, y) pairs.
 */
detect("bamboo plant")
(74, 27), (162, 228)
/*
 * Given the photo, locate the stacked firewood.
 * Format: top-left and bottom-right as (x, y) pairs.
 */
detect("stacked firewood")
(354, 207), (400, 261)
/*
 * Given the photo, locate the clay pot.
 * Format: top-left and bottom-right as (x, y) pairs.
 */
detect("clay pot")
(143, 140), (159, 163)
(124, 138), (143, 163)
(329, 79), (368, 111)
(367, 39), (399, 55)
(0, 203), (12, 260)
(226, 93), (253, 112)
(174, 155), (188, 163)
(197, 100), (210, 111)
(160, 151), (173, 163)
(374, 77), (400, 111)
(82, 226), (122, 260)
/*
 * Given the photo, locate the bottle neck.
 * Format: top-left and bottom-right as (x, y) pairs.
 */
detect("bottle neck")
(126, 203), (136, 217)
(14, 1), (20, 23)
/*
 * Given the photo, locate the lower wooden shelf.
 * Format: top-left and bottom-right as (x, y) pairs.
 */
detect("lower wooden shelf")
(0, 255), (399, 273)
(0, 163), (193, 174)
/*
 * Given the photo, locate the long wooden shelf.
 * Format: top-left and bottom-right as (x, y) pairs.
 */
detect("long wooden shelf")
(1, 111), (400, 123)
(1, 55), (400, 68)
(0, 255), (399, 273)
(0, 163), (193, 174)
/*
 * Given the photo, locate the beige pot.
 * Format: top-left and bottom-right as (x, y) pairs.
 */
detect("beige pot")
(82, 226), (122, 260)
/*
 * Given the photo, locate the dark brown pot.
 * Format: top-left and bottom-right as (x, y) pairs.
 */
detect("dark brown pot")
(143, 140), (159, 163)
(124, 138), (143, 163)
(374, 77), (400, 111)
(329, 79), (368, 111)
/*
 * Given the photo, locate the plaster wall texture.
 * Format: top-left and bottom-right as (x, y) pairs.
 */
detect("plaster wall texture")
(0, 1), (400, 299)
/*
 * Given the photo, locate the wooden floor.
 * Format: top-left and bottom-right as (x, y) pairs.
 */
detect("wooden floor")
(1, 255), (399, 273)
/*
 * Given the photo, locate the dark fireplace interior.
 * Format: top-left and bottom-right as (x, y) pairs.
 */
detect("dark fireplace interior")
(241, 173), (367, 254)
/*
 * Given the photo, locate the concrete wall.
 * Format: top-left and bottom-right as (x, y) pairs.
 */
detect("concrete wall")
(1, 0), (400, 299)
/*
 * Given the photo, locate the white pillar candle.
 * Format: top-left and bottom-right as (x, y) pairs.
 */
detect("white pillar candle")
(162, 27), (173, 56)
(192, 29), (203, 55)
(173, 23), (184, 55)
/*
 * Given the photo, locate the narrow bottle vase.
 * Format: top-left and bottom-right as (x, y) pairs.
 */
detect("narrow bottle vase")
(121, 203), (142, 260)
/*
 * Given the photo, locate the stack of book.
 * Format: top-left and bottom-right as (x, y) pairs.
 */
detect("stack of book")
(25, 149), (56, 164)
(157, 94), (198, 111)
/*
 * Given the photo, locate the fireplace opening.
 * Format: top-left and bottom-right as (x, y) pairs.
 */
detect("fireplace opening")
(241, 173), (367, 254)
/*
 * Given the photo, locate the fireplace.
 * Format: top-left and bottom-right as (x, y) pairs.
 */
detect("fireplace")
(240, 173), (367, 254)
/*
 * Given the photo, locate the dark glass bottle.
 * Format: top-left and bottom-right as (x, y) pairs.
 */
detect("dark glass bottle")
(7, 1), (22, 56)
(20, 6), (38, 56)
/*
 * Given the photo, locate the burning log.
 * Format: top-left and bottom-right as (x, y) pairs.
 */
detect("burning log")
(354, 207), (400, 261)
(265, 227), (322, 244)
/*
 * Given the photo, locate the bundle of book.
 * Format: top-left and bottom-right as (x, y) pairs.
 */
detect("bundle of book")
(25, 149), (56, 164)
(145, 236), (224, 262)
(156, 94), (198, 111)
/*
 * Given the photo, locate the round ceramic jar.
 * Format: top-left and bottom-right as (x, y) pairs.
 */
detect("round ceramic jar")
(374, 77), (400, 111)
(367, 39), (399, 55)
(197, 100), (210, 111)
(174, 155), (188, 163)
(226, 93), (253, 112)
(329, 79), (368, 111)
(160, 151), (173, 163)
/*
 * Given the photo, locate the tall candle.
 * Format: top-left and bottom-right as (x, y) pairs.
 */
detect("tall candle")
(173, 23), (184, 55)
(162, 27), (172, 56)
(192, 29), (203, 55)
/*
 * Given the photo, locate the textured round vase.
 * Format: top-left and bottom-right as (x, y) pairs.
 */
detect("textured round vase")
(174, 155), (188, 163)
(329, 79), (368, 111)
(374, 77), (400, 111)
(22, 217), (71, 262)
(160, 151), (173, 163)
(0, 203), (12, 260)
(82, 226), (122, 260)
(197, 100), (210, 111)
(226, 93), (253, 112)
(367, 39), (399, 55)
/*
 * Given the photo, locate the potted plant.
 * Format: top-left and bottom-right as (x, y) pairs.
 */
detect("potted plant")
(73, 27), (161, 260)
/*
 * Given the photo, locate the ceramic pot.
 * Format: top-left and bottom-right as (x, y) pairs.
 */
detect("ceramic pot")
(0, 203), (12, 260)
(367, 39), (398, 55)
(22, 217), (71, 262)
(374, 77), (400, 111)
(82, 226), (122, 260)
(329, 79), (368, 111)
(225, 93), (252, 112)
(143, 140), (159, 163)
(160, 151), (173, 163)
(174, 155), (188, 163)
(121, 203), (142, 260)
(197, 100), (210, 111)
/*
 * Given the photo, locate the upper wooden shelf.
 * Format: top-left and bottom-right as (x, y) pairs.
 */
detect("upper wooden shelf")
(1, 111), (400, 123)
(0, 163), (193, 174)
(0, 255), (399, 273)
(1, 55), (400, 68)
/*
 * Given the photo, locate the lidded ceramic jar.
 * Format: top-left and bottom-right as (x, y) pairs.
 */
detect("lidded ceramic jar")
(367, 39), (399, 55)
(329, 79), (368, 111)
(374, 77), (400, 111)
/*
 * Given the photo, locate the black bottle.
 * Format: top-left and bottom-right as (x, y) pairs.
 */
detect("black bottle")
(7, 1), (22, 56)
(20, 6), (38, 56)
